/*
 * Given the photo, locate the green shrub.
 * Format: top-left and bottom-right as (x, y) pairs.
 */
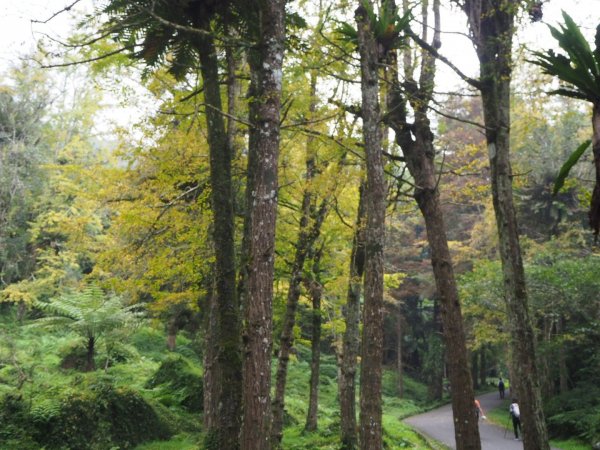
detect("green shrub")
(545, 384), (600, 444)
(145, 356), (203, 412)
(131, 327), (167, 357)
(320, 362), (338, 381)
(32, 383), (172, 449)
(0, 394), (38, 449)
(58, 340), (89, 371)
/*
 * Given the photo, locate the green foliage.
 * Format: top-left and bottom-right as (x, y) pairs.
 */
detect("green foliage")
(36, 284), (140, 335)
(134, 433), (200, 450)
(35, 383), (171, 449)
(0, 384), (172, 450)
(0, 66), (51, 292)
(32, 284), (142, 370)
(531, 12), (600, 102)
(336, 1), (412, 53)
(145, 356), (203, 412)
(0, 395), (38, 449)
(553, 140), (592, 195)
(545, 384), (600, 444)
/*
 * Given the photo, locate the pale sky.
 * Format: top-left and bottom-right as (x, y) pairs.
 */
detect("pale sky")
(2, 0), (597, 79)
(0, 0), (598, 114)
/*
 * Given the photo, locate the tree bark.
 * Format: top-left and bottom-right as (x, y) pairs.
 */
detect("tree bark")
(166, 317), (178, 351)
(385, 0), (481, 447)
(556, 316), (569, 394)
(196, 32), (242, 450)
(396, 303), (404, 399)
(355, 4), (386, 448)
(271, 71), (327, 446)
(427, 298), (444, 402)
(462, 2), (550, 449)
(203, 289), (220, 434)
(85, 335), (95, 372)
(471, 351), (480, 390)
(479, 346), (487, 388)
(305, 254), (323, 432)
(339, 181), (366, 450)
(240, 1), (285, 448)
(590, 104), (600, 237)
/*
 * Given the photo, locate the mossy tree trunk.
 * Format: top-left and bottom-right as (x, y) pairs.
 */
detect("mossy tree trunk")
(339, 180), (366, 450)
(590, 104), (600, 236)
(396, 303), (404, 399)
(462, 1), (550, 448)
(471, 350), (480, 390)
(385, 1), (481, 447)
(196, 31), (242, 449)
(271, 71), (328, 446)
(240, 1), (286, 447)
(203, 289), (220, 434)
(305, 252), (323, 432)
(355, 3), (387, 448)
(479, 347), (487, 388)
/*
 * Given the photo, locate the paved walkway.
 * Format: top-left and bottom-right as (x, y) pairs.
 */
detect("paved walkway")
(404, 391), (555, 449)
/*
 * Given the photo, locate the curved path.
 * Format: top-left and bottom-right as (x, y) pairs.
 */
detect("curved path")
(404, 391), (556, 449)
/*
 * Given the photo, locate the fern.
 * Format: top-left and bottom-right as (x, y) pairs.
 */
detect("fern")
(31, 284), (144, 371)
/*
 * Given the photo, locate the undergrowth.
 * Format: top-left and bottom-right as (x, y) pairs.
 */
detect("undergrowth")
(1, 312), (439, 449)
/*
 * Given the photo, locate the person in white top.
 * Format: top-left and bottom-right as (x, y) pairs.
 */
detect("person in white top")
(509, 399), (521, 440)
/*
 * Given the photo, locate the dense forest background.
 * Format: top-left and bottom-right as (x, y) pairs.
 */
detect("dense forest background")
(1, 0), (599, 449)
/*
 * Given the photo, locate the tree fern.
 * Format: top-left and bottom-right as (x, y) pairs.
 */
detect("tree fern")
(32, 284), (144, 371)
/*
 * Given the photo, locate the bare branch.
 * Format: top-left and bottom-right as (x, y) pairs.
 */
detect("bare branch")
(428, 102), (486, 130)
(31, 0), (82, 25)
(37, 45), (135, 68)
(407, 28), (481, 90)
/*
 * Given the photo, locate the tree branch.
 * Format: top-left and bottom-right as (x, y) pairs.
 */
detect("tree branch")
(407, 28), (481, 90)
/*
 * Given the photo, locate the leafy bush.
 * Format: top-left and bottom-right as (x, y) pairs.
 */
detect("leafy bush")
(0, 394), (38, 449)
(545, 384), (600, 444)
(32, 383), (172, 449)
(58, 340), (89, 370)
(145, 356), (203, 412)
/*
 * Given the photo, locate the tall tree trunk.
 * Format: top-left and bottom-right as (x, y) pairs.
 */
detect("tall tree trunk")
(225, 37), (241, 155)
(396, 303), (404, 399)
(386, 1), (481, 447)
(557, 316), (569, 394)
(203, 288), (220, 434)
(305, 253), (323, 432)
(427, 298), (444, 401)
(463, 2), (550, 449)
(85, 336), (95, 372)
(240, 1), (286, 448)
(271, 71), (325, 446)
(355, 4), (386, 448)
(479, 346), (487, 388)
(197, 32), (241, 449)
(471, 350), (480, 390)
(166, 317), (178, 352)
(590, 104), (600, 237)
(339, 181), (366, 450)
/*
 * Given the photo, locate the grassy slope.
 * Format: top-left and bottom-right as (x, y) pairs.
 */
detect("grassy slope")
(137, 342), (442, 449)
(0, 316), (441, 449)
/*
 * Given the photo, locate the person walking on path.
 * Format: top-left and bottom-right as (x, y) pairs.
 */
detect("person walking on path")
(510, 398), (521, 440)
(474, 398), (486, 420)
(498, 378), (505, 399)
